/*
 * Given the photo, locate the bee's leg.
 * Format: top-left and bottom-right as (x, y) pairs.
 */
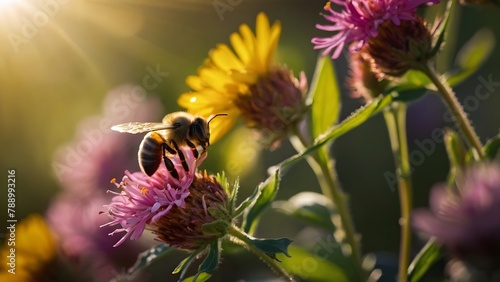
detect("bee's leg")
(162, 144), (179, 179)
(171, 141), (190, 172)
(163, 143), (177, 155)
(185, 139), (199, 159)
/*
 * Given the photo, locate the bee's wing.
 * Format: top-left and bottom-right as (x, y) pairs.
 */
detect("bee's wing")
(111, 122), (177, 134)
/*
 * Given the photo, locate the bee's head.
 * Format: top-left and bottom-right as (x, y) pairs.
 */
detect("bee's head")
(189, 118), (210, 147)
(189, 114), (227, 148)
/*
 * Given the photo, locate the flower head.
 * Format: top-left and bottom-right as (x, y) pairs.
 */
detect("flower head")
(102, 146), (206, 247)
(153, 171), (230, 250)
(363, 16), (433, 76)
(312, 0), (439, 59)
(102, 146), (206, 246)
(412, 163), (500, 272)
(234, 67), (308, 148)
(178, 13), (308, 148)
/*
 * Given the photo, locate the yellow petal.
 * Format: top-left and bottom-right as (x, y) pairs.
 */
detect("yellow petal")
(178, 87), (240, 119)
(230, 32), (250, 64)
(178, 92), (197, 108)
(179, 90), (222, 109)
(231, 71), (258, 86)
(186, 75), (204, 91)
(266, 20), (282, 69)
(256, 12), (271, 73)
(209, 44), (244, 72)
(239, 24), (256, 59)
(198, 68), (235, 94)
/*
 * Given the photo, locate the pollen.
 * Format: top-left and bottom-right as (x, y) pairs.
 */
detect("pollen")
(110, 178), (116, 184)
(140, 187), (149, 195)
(324, 1), (331, 10)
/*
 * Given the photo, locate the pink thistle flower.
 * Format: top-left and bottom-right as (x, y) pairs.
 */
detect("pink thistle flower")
(101, 147), (207, 247)
(312, 0), (439, 59)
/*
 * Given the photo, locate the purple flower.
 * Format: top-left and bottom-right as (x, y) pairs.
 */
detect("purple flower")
(101, 147), (207, 247)
(47, 194), (145, 281)
(412, 163), (500, 271)
(312, 0), (439, 59)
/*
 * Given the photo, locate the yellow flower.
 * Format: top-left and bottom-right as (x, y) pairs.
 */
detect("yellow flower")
(0, 215), (56, 282)
(178, 13), (308, 148)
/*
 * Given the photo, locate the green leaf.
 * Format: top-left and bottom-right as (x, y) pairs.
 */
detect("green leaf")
(447, 28), (495, 86)
(248, 237), (293, 261)
(233, 183), (259, 217)
(428, 0), (454, 58)
(243, 169), (280, 234)
(271, 94), (393, 176)
(173, 256), (192, 275)
(182, 272), (212, 282)
(215, 172), (239, 216)
(280, 246), (349, 282)
(273, 192), (335, 232)
(408, 238), (443, 282)
(228, 178), (239, 212)
(127, 244), (171, 276)
(197, 240), (221, 276)
(484, 134), (500, 160)
(384, 70), (430, 93)
(215, 172), (231, 200)
(173, 247), (205, 279)
(309, 56), (341, 139)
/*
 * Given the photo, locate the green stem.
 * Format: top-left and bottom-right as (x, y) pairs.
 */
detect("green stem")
(419, 62), (484, 159)
(290, 126), (365, 280)
(383, 104), (412, 282)
(227, 225), (294, 281)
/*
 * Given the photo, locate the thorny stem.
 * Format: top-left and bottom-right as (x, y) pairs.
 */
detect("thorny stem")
(290, 125), (366, 281)
(420, 62), (485, 160)
(383, 103), (412, 282)
(227, 225), (294, 281)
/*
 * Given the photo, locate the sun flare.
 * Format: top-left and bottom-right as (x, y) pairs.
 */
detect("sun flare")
(0, 0), (22, 10)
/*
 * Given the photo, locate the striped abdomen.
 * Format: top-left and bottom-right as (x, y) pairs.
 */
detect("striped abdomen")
(138, 132), (164, 176)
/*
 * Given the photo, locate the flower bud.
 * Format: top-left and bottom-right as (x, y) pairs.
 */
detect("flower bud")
(234, 67), (309, 149)
(363, 17), (433, 77)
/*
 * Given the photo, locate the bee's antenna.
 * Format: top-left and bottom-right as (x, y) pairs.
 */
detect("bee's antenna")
(207, 113), (228, 125)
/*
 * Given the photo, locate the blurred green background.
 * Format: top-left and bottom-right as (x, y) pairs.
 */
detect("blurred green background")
(1, 0), (500, 280)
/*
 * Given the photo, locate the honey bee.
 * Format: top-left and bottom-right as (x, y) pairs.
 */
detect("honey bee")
(111, 112), (227, 178)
